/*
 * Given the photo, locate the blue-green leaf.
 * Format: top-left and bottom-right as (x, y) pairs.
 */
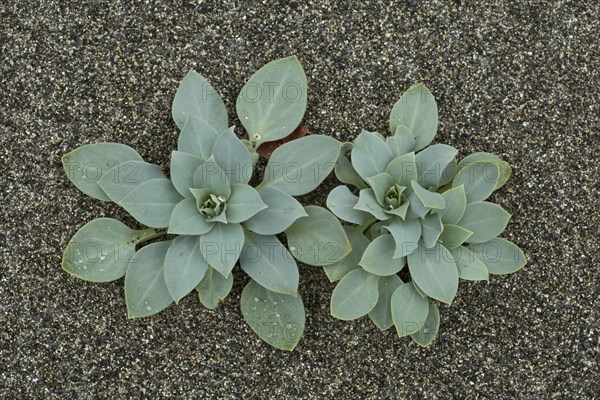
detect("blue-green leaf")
(453, 162), (499, 203)
(385, 152), (417, 186)
(411, 180), (445, 209)
(199, 222), (244, 278)
(410, 302), (440, 346)
(408, 242), (458, 304)
(469, 238), (526, 275)
(119, 179), (183, 228)
(384, 218), (421, 258)
(387, 125), (415, 156)
(415, 144), (458, 188)
(211, 127), (253, 184)
(459, 152), (512, 190)
(243, 186), (307, 235)
(405, 190), (430, 219)
(450, 245), (489, 281)
(335, 142), (368, 189)
(323, 226), (369, 282)
(440, 225), (473, 251)
(172, 69), (228, 133)
(225, 184), (267, 224)
(366, 172), (394, 206)
(236, 56), (307, 145)
(459, 201), (511, 244)
(125, 241), (173, 318)
(164, 235), (208, 302)
(354, 188), (390, 220)
(177, 114), (222, 160)
(62, 143), (143, 201)
(168, 198), (214, 235)
(419, 212), (443, 248)
(170, 151), (204, 198)
(326, 185), (370, 225)
(195, 266), (234, 309)
(241, 279), (305, 351)
(98, 161), (165, 203)
(331, 269), (380, 320)
(389, 83), (438, 151)
(437, 185), (467, 224)
(359, 234), (406, 276)
(391, 282), (430, 337)
(193, 156), (231, 198)
(351, 130), (393, 180)
(369, 274), (403, 331)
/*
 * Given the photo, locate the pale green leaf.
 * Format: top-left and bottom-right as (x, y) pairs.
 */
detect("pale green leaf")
(98, 161), (165, 203)
(286, 206), (351, 266)
(411, 180), (445, 209)
(389, 83), (438, 151)
(366, 172), (394, 206)
(164, 235), (208, 302)
(411, 302), (440, 346)
(241, 279), (305, 351)
(437, 185), (467, 224)
(125, 241), (173, 318)
(384, 218), (421, 258)
(330, 269), (380, 320)
(211, 127), (253, 184)
(405, 190), (430, 219)
(387, 125), (416, 156)
(415, 144), (458, 188)
(240, 231), (299, 296)
(243, 186), (307, 235)
(177, 114), (222, 160)
(459, 152), (512, 190)
(385, 152), (417, 186)
(195, 266), (234, 309)
(326, 185), (370, 225)
(335, 142), (368, 189)
(323, 226), (369, 282)
(453, 162), (499, 202)
(260, 135), (341, 196)
(351, 130), (393, 180)
(408, 242), (458, 304)
(368, 274), (403, 331)
(450, 246), (489, 281)
(359, 234), (406, 276)
(459, 201), (511, 244)
(62, 143), (143, 201)
(420, 212), (443, 248)
(354, 188), (390, 220)
(440, 224), (473, 251)
(168, 198), (214, 235)
(199, 222), (244, 277)
(469, 238), (526, 275)
(119, 178), (183, 228)
(193, 156), (231, 198)
(172, 69), (228, 133)
(391, 282), (430, 336)
(438, 158), (458, 187)
(170, 151), (204, 198)
(225, 184), (267, 223)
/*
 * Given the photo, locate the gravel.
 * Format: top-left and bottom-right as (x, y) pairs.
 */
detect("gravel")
(1, 0), (598, 398)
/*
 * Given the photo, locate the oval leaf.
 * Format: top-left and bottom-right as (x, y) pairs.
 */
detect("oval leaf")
(330, 269), (380, 320)
(453, 161), (499, 202)
(459, 152), (512, 190)
(98, 161), (165, 203)
(415, 144), (458, 188)
(195, 266), (234, 309)
(334, 142), (368, 189)
(211, 127), (253, 184)
(459, 201), (511, 244)
(323, 226), (370, 282)
(437, 185), (467, 224)
(326, 185), (370, 225)
(243, 186), (307, 235)
(119, 178), (184, 228)
(411, 302), (440, 346)
(419, 212), (443, 249)
(387, 125), (416, 156)
(450, 245), (489, 281)
(168, 198), (214, 235)
(384, 218), (421, 258)
(469, 238), (526, 275)
(369, 274), (403, 331)
(359, 234), (406, 276)
(351, 130), (393, 180)
(170, 151), (204, 198)
(199, 222), (244, 278)
(391, 282), (430, 336)
(407, 242), (459, 304)
(164, 235), (208, 302)
(225, 184), (267, 224)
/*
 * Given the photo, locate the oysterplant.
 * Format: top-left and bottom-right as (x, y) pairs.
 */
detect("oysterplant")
(61, 56), (350, 351)
(326, 83), (526, 346)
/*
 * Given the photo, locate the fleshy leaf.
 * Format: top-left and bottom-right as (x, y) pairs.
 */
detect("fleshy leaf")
(177, 114), (222, 160)
(243, 186), (307, 235)
(164, 235), (208, 302)
(458, 152), (512, 190)
(389, 83), (438, 151)
(326, 185), (370, 225)
(407, 242), (458, 304)
(236, 56), (307, 145)
(225, 184), (267, 223)
(351, 130), (393, 180)
(438, 158), (458, 187)
(125, 241), (173, 318)
(366, 173), (394, 206)
(391, 282), (430, 337)
(241, 279), (305, 351)
(260, 135), (341, 196)
(98, 161), (165, 203)
(387, 125), (416, 156)
(469, 238), (526, 275)
(199, 222), (244, 277)
(195, 266), (234, 309)
(323, 226), (369, 282)
(410, 302), (440, 346)
(368, 274), (403, 331)
(119, 179), (183, 228)
(168, 198), (214, 235)
(193, 156), (231, 198)
(62, 218), (158, 282)
(415, 144), (458, 188)
(459, 201), (511, 244)
(452, 161), (499, 203)
(211, 127), (253, 184)
(385, 152), (417, 186)
(286, 206), (351, 266)
(359, 234), (406, 276)
(172, 70), (228, 133)
(450, 246), (489, 281)
(405, 190), (430, 219)
(354, 188), (390, 220)
(170, 151), (204, 198)
(384, 218), (421, 258)
(440, 224), (473, 251)
(240, 231), (299, 296)
(419, 212), (443, 249)
(62, 143), (143, 201)
(335, 142), (368, 189)
(411, 180), (445, 209)
(330, 269), (380, 320)
(437, 185), (467, 224)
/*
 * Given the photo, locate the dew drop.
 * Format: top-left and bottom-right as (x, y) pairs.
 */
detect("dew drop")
(251, 306), (257, 311)
(244, 116), (249, 120)
(253, 133), (261, 141)
(275, 313), (280, 318)
(146, 306), (152, 311)
(424, 328), (430, 334)
(286, 323), (293, 329)
(82, 265), (87, 270)
(289, 245), (296, 252)
(99, 255), (106, 261)
(253, 297), (260, 302)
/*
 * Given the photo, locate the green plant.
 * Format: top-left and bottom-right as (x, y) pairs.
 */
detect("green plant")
(61, 56), (350, 351)
(326, 83), (526, 346)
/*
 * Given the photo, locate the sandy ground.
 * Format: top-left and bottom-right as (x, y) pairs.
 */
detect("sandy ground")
(1, 1), (598, 398)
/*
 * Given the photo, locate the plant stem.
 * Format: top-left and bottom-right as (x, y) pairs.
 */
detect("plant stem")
(135, 228), (168, 245)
